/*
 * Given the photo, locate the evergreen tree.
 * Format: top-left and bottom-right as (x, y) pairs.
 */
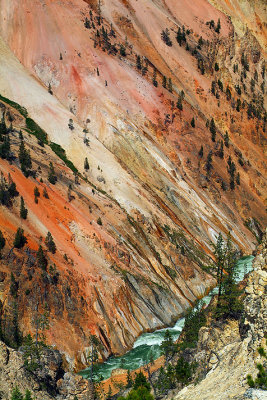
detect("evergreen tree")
(0, 229), (5, 253)
(43, 187), (49, 199)
(45, 232), (56, 254)
(68, 119), (74, 130)
(34, 186), (40, 203)
(161, 29), (172, 46)
(136, 55), (142, 70)
(176, 27), (183, 46)
(224, 131), (230, 147)
(236, 172), (240, 185)
(11, 386), (23, 400)
(10, 272), (18, 298)
(160, 330), (176, 363)
(8, 177), (18, 198)
(227, 156), (236, 190)
(84, 17), (91, 29)
(162, 75), (167, 89)
(119, 44), (126, 57)
(12, 301), (22, 348)
(0, 114), (8, 136)
(24, 390), (33, 400)
(177, 95), (183, 111)
(48, 83), (53, 95)
(180, 302), (206, 349)
(133, 372), (150, 391)
(218, 140), (224, 158)
(218, 79), (223, 91)
(20, 197), (28, 219)
(126, 369), (133, 388)
(0, 134), (11, 159)
(19, 140), (32, 177)
(210, 118), (216, 142)
(48, 162), (57, 184)
(198, 145), (204, 158)
(152, 69), (158, 87)
(175, 356), (195, 384)
(205, 151), (213, 173)
(13, 228), (27, 249)
(215, 18), (221, 33)
(84, 157), (89, 170)
(36, 245), (48, 271)
(190, 117), (195, 128)
(213, 234), (242, 319)
(221, 180), (227, 191)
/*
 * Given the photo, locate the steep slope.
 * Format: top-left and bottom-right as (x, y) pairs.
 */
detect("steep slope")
(165, 230), (267, 400)
(0, 0), (266, 369)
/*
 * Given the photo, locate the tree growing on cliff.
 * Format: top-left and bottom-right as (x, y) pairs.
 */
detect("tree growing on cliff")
(0, 229), (5, 254)
(34, 186), (40, 203)
(24, 390), (33, 400)
(210, 118), (216, 142)
(0, 114), (8, 136)
(13, 228), (27, 249)
(19, 140), (32, 177)
(177, 94), (183, 111)
(218, 140), (224, 159)
(0, 134), (11, 159)
(152, 68), (158, 87)
(126, 369), (134, 388)
(20, 196), (28, 219)
(36, 245), (48, 271)
(160, 330), (177, 363)
(205, 151), (213, 173)
(48, 162), (57, 184)
(224, 131), (230, 147)
(215, 18), (221, 34)
(213, 233), (242, 320)
(84, 157), (89, 171)
(45, 232), (56, 254)
(11, 387), (23, 400)
(161, 28), (172, 46)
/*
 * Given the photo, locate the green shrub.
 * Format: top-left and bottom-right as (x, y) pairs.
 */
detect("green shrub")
(50, 142), (78, 173)
(175, 356), (196, 384)
(0, 94), (28, 118)
(26, 118), (48, 144)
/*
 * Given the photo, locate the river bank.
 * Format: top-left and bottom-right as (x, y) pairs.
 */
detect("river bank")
(79, 256), (254, 383)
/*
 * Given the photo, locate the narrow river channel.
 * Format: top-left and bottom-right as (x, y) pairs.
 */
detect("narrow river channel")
(79, 255), (254, 381)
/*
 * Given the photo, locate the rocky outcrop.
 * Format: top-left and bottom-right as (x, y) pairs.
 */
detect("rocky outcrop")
(166, 231), (267, 400)
(0, 340), (89, 400)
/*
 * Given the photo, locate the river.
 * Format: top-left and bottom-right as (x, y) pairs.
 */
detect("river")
(79, 255), (254, 381)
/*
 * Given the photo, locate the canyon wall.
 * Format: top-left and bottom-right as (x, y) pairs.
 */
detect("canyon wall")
(0, 0), (266, 368)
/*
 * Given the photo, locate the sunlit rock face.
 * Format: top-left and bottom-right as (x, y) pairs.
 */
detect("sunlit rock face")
(0, 0), (266, 369)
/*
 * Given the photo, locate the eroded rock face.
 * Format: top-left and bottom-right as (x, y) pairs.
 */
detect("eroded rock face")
(0, 340), (90, 400)
(0, 0), (266, 367)
(166, 231), (267, 400)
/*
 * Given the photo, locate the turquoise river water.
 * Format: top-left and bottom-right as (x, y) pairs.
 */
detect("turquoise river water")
(80, 255), (254, 381)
